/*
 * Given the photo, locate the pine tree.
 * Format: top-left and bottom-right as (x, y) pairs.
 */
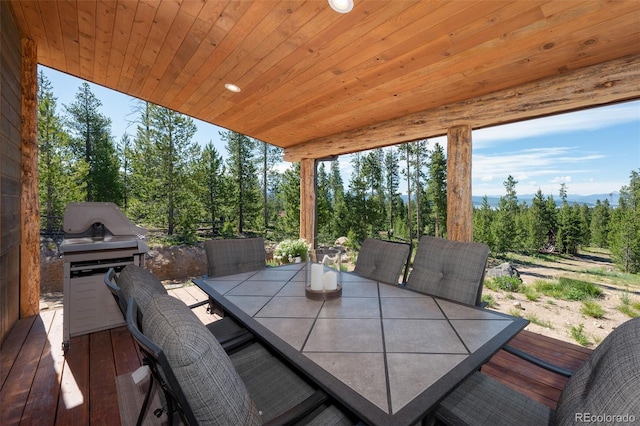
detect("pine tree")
(473, 196), (494, 249)
(590, 199), (611, 248)
(492, 175), (519, 254)
(328, 159), (348, 238)
(527, 189), (551, 252)
(383, 148), (399, 236)
(609, 170), (640, 273)
(37, 71), (81, 232)
(316, 162), (332, 243)
(193, 142), (226, 235)
(362, 149), (386, 237)
(148, 105), (199, 236)
(348, 153), (368, 241)
(223, 131), (260, 235)
(257, 141), (283, 232)
(65, 82), (122, 203)
(278, 162), (301, 238)
(427, 143), (447, 237)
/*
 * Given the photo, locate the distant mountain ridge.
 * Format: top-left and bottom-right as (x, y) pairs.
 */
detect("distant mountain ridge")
(395, 193), (619, 208)
(471, 192), (620, 208)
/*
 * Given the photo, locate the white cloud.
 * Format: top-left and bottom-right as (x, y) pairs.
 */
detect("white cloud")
(473, 102), (640, 148)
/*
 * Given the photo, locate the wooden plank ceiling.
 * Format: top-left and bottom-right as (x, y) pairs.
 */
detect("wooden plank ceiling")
(8, 0), (640, 161)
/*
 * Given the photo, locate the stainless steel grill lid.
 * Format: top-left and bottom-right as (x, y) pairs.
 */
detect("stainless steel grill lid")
(60, 202), (149, 253)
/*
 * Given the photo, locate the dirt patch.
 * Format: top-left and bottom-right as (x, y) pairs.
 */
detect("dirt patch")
(485, 251), (639, 348)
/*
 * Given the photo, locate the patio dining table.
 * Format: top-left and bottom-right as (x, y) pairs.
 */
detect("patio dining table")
(192, 263), (528, 426)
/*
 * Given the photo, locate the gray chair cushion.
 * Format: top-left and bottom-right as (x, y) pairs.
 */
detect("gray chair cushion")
(143, 294), (262, 425)
(205, 238), (266, 278)
(555, 317), (640, 425)
(353, 238), (411, 284)
(230, 342), (316, 422)
(116, 264), (167, 312)
(406, 236), (489, 306)
(437, 372), (554, 426)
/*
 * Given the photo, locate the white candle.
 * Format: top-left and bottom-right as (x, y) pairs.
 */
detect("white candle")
(310, 263), (324, 290)
(323, 270), (338, 290)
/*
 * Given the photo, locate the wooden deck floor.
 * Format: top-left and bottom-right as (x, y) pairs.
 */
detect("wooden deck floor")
(1, 286), (591, 424)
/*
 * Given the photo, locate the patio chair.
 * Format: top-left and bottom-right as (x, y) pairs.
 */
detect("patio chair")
(352, 238), (412, 285)
(404, 236), (489, 306)
(204, 237), (267, 278)
(105, 266), (252, 352)
(128, 293), (359, 425)
(435, 316), (640, 426)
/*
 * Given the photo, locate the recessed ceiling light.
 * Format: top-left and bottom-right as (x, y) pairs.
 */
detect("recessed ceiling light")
(328, 0), (353, 14)
(225, 83), (241, 93)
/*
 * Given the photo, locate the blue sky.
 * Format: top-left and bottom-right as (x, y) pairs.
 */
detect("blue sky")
(42, 66), (639, 197)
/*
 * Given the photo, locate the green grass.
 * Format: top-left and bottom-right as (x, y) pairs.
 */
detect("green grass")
(524, 286), (539, 301)
(581, 300), (605, 319)
(618, 290), (640, 318)
(533, 277), (602, 301)
(526, 313), (554, 329)
(570, 323), (591, 346)
(509, 307), (523, 317)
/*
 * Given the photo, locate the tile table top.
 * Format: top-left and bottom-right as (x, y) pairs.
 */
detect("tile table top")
(193, 263), (527, 426)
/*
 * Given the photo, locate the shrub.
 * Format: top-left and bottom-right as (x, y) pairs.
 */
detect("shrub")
(487, 276), (522, 292)
(481, 294), (497, 308)
(274, 238), (311, 263)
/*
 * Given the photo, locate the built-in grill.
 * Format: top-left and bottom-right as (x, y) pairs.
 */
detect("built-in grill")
(60, 202), (149, 352)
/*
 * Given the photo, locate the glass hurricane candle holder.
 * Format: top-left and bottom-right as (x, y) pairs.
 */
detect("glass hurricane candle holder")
(305, 247), (342, 300)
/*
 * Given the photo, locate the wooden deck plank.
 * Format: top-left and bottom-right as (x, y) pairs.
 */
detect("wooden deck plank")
(21, 309), (65, 426)
(110, 325), (142, 376)
(1, 291), (598, 424)
(0, 314), (36, 387)
(55, 334), (89, 425)
(0, 310), (55, 425)
(169, 286), (217, 325)
(89, 330), (120, 425)
(481, 329), (591, 410)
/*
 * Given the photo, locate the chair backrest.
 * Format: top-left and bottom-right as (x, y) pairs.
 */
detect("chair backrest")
(555, 317), (640, 424)
(126, 297), (198, 425)
(104, 267), (127, 316)
(353, 238), (412, 284)
(405, 236), (489, 306)
(204, 237), (266, 278)
(116, 264), (168, 313)
(138, 293), (263, 425)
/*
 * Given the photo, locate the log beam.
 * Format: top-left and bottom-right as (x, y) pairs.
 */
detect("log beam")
(20, 38), (39, 317)
(299, 159), (317, 247)
(446, 125), (473, 243)
(284, 55), (640, 162)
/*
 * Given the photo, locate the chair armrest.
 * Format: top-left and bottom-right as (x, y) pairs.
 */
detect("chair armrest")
(503, 344), (574, 378)
(263, 389), (328, 426)
(187, 299), (210, 310)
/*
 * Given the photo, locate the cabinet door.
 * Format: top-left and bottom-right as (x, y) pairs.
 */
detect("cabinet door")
(67, 274), (125, 337)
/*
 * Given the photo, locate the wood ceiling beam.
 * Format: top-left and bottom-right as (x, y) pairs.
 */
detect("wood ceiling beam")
(284, 54), (640, 162)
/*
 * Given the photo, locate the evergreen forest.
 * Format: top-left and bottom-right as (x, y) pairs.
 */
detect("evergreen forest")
(37, 72), (640, 274)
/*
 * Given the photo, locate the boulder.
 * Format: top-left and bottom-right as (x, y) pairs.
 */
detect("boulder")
(486, 262), (521, 280)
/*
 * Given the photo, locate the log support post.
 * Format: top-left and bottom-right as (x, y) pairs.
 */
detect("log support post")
(300, 158), (317, 248)
(20, 38), (39, 317)
(446, 125), (473, 243)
